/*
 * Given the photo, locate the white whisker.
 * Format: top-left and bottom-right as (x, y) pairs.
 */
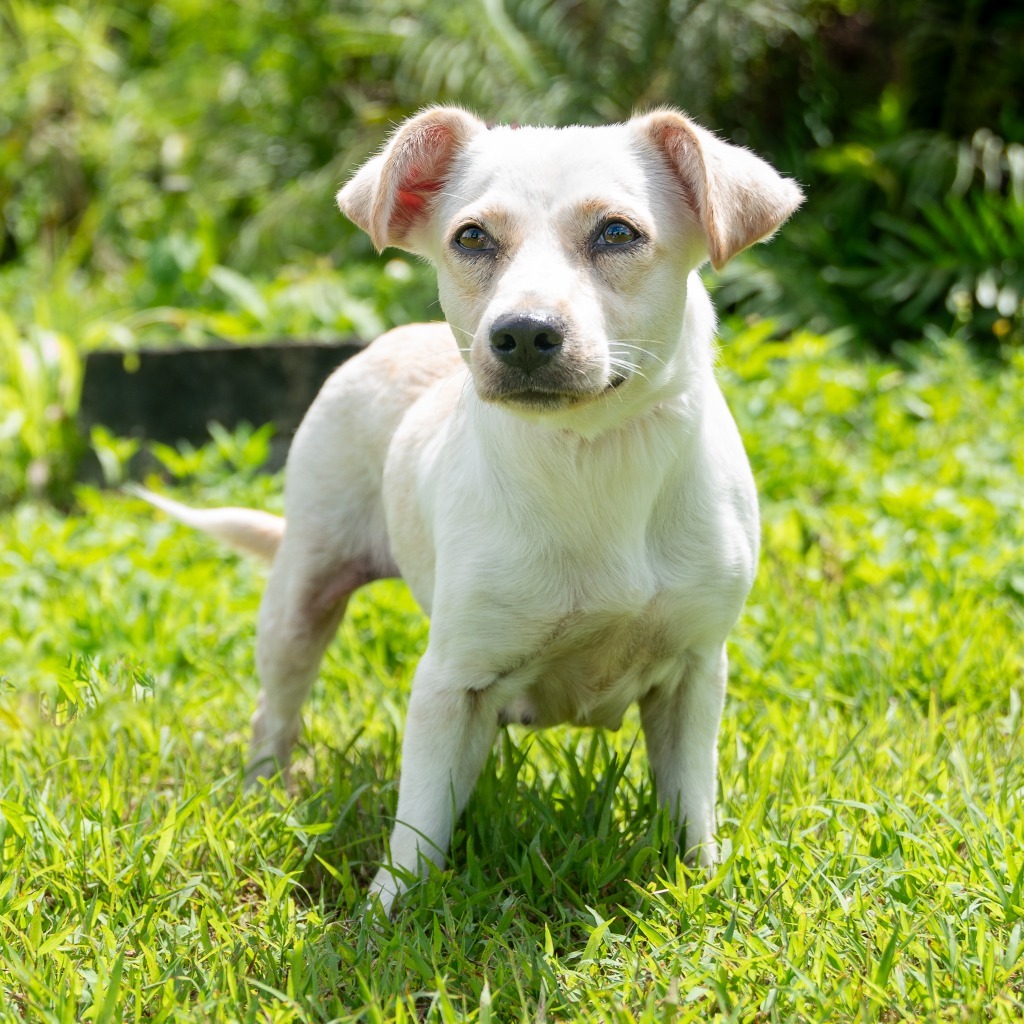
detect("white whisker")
(608, 339), (667, 370)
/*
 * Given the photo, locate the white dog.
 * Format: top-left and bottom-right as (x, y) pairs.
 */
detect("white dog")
(136, 107), (802, 915)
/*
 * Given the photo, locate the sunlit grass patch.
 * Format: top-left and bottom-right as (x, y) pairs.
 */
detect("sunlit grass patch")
(1, 333), (1022, 1021)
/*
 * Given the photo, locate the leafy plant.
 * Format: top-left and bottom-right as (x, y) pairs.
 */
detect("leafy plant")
(0, 311), (83, 506)
(863, 131), (1024, 346)
(716, 115), (1024, 349)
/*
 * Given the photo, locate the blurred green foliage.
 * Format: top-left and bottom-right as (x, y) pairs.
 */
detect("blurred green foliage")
(0, 0), (1022, 502)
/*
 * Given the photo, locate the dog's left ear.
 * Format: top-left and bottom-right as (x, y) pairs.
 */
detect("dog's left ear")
(337, 106), (485, 253)
(633, 110), (804, 270)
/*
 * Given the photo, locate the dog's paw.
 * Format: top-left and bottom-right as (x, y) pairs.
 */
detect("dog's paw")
(678, 814), (719, 870)
(694, 838), (719, 868)
(245, 705), (299, 787)
(366, 866), (405, 919)
(681, 833), (719, 879)
(242, 755), (289, 791)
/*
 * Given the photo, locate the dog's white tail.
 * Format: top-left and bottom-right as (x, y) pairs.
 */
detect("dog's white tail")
(126, 484), (285, 562)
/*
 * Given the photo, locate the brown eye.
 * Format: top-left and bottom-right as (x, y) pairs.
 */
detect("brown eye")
(598, 220), (638, 246)
(455, 225), (494, 252)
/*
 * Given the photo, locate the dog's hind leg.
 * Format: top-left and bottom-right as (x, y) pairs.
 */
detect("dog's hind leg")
(246, 544), (382, 783)
(240, 323), (458, 785)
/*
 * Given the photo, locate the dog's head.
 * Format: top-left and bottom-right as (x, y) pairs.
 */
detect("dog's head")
(338, 107), (802, 423)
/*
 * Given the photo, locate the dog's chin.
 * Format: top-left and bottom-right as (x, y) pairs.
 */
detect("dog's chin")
(476, 368), (629, 413)
(482, 375), (627, 413)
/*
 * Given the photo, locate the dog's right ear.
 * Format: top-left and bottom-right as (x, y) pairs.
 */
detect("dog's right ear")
(337, 107), (485, 253)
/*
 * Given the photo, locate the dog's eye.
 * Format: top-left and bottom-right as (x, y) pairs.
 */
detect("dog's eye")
(598, 220), (638, 246)
(455, 225), (495, 252)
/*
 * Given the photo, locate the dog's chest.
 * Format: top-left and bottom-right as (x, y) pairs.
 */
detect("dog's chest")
(508, 598), (688, 729)
(445, 459), (753, 729)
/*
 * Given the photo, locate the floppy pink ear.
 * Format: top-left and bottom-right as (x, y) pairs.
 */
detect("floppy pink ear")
(337, 106), (485, 253)
(633, 109), (804, 270)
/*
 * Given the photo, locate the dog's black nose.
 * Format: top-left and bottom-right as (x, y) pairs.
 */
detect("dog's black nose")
(489, 314), (565, 372)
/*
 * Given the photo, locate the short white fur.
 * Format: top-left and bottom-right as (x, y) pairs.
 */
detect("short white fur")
(137, 107), (802, 916)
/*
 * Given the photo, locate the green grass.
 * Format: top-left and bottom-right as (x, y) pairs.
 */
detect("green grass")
(1, 331), (1023, 1022)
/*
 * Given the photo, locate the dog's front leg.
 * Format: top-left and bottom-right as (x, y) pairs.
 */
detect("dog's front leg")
(369, 654), (498, 916)
(639, 645), (728, 866)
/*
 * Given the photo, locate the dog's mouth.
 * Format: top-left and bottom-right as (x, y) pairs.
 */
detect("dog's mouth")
(492, 373), (627, 411)
(494, 389), (589, 410)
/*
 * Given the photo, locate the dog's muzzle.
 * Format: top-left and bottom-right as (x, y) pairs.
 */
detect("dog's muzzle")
(477, 310), (619, 409)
